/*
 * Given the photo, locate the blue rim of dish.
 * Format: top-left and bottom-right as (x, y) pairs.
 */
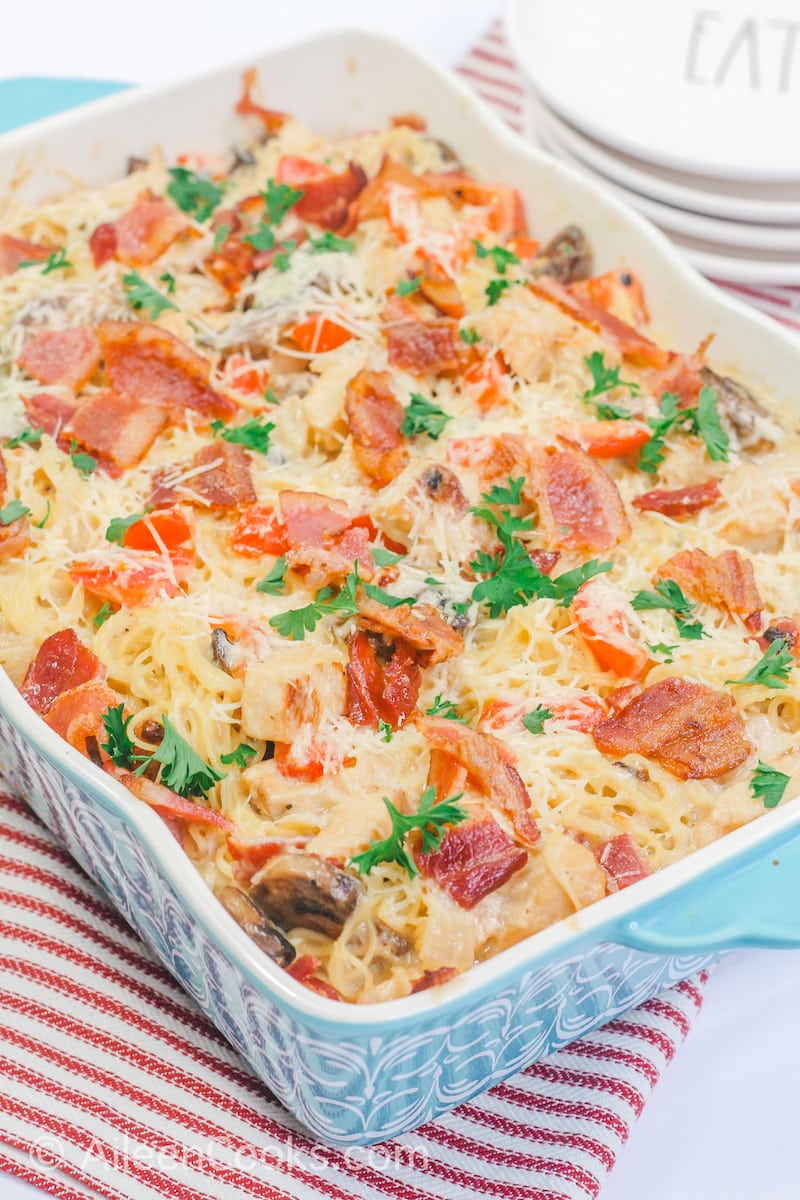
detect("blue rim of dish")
(0, 77), (129, 134)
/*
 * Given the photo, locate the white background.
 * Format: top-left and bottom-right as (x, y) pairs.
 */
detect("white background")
(1, 3), (800, 1198)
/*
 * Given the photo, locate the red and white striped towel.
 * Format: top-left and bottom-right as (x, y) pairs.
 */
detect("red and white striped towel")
(7, 17), (797, 1200)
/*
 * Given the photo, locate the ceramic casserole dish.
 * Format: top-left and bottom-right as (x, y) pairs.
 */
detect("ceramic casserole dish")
(1, 29), (800, 1147)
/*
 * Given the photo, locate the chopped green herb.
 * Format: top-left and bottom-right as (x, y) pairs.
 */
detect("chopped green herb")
(93, 602), (114, 628)
(33, 499), (51, 529)
(159, 271), (176, 294)
(349, 786), (468, 878)
(269, 598), (329, 641)
(220, 743), (258, 768)
(211, 415), (275, 455)
(549, 560), (614, 608)
(0, 499), (30, 525)
(401, 392), (452, 440)
(486, 277), (518, 306)
(750, 761), (791, 809)
(459, 327), (481, 345)
(264, 387), (280, 406)
(122, 270), (179, 320)
(396, 275), (422, 296)
(425, 695), (464, 722)
(272, 238), (296, 272)
(581, 351), (640, 404)
(694, 385), (730, 463)
(5, 426), (43, 449)
(378, 720), (393, 743)
(591, 400), (634, 421)
(261, 178), (303, 226)
(472, 239), (520, 274)
(243, 222), (276, 251)
(645, 641), (678, 663)
(424, 575), (444, 587)
(522, 704), (553, 735)
(471, 538), (612, 618)
(360, 581), (416, 608)
(19, 248), (72, 274)
(135, 714), (224, 798)
(68, 440), (97, 477)
(308, 231), (355, 254)
(255, 556), (287, 595)
(101, 704), (137, 767)
(213, 222), (231, 250)
(631, 578), (706, 640)
(470, 475), (535, 539)
(371, 546), (406, 567)
(105, 510), (150, 546)
(167, 166), (224, 222)
(638, 387), (729, 474)
(726, 639), (794, 690)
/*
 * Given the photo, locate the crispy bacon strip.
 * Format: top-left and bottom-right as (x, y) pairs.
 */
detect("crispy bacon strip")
(416, 816), (528, 909)
(17, 326), (101, 391)
(151, 442), (255, 510)
(344, 369), (409, 488)
(633, 480), (722, 518)
(417, 715), (539, 845)
(44, 681), (123, 757)
(23, 392), (77, 444)
(20, 629), (105, 714)
(277, 158), (367, 231)
(235, 67), (288, 134)
(594, 834), (650, 892)
(593, 676), (751, 780)
(280, 491), (375, 588)
(115, 769), (234, 832)
(386, 319), (459, 375)
(410, 967), (458, 993)
(89, 191), (188, 268)
(66, 391), (167, 468)
(656, 547), (762, 628)
(418, 259), (465, 318)
(0, 233), (50, 275)
(97, 321), (238, 426)
(570, 269), (648, 327)
(341, 156), (432, 232)
(757, 618), (800, 658)
(529, 276), (671, 369)
(525, 442), (631, 551)
(345, 631), (420, 730)
(357, 597), (463, 666)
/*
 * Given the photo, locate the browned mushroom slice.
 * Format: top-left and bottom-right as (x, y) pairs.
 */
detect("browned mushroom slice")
(217, 886), (297, 967)
(211, 628), (246, 677)
(699, 366), (779, 451)
(252, 853), (364, 939)
(532, 224), (593, 283)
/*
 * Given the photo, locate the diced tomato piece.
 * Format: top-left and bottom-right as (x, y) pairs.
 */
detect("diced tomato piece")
(273, 739), (341, 781)
(633, 480), (722, 518)
(0, 233), (51, 275)
(571, 269), (648, 327)
(572, 578), (650, 679)
(20, 629), (105, 715)
(122, 507), (194, 553)
(290, 317), (354, 354)
(227, 834), (307, 876)
(548, 694), (607, 733)
(224, 355), (271, 396)
(595, 833), (650, 892)
(507, 234), (540, 261)
(416, 816), (527, 909)
(235, 67), (288, 134)
(44, 681), (124, 756)
(17, 326), (101, 391)
(230, 504), (289, 557)
(345, 631), (421, 730)
(69, 554), (185, 607)
(89, 223), (117, 267)
(479, 699), (525, 730)
(557, 418), (651, 459)
(462, 351), (511, 413)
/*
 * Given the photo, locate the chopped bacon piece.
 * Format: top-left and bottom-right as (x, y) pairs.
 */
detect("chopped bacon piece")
(223, 355), (271, 396)
(572, 577), (650, 679)
(386, 319), (459, 375)
(557, 419), (651, 459)
(277, 490), (374, 587)
(417, 816), (527, 909)
(656, 547), (762, 628)
(526, 442), (631, 551)
(593, 676), (751, 780)
(382, 292), (424, 325)
(418, 259), (465, 318)
(204, 228), (257, 294)
(344, 369), (408, 488)
(346, 631), (420, 730)
(230, 504), (289, 557)
(595, 834), (650, 893)
(570, 269), (648, 327)
(286, 955), (341, 1000)
(391, 112), (427, 131)
(418, 715), (539, 845)
(273, 737), (345, 782)
(446, 434), (523, 483)
(277, 156), (367, 230)
(529, 549), (560, 576)
(757, 618), (800, 657)
(235, 67), (288, 134)
(97, 321), (238, 426)
(0, 233), (51, 275)
(0, 514), (30, 561)
(44, 681), (123, 756)
(20, 629), (105, 714)
(633, 480), (722, 518)
(90, 191), (188, 267)
(411, 967), (458, 992)
(116, 769), (233, 831)
(24, 392), (78, 444)
(289, 316), (354, 354)
(342, 156), (431, 231)
(357, 597), (463, 666)
(17, 327), (101, 391)
(66, 391), (167, 469)
(423, 173), (527, 235)
(530, 276), (671, 369)
(279, 490), (350, 544)
(479, 693), (606, 734)
(151, 442), (256, 511)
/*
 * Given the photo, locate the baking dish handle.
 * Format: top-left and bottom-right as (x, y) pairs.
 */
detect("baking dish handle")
(0, 77), (127, 134)
(617, 827), (800, 954)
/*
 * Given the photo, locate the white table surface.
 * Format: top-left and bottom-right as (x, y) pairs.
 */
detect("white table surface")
(2, 3), (799, 1197)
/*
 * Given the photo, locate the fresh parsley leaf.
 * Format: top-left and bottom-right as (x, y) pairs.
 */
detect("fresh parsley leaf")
(695, 385), (730, 463)
(269, 600), (327, 641)
(459, 327), (481, 345)
(166, 167), (224, 222)
(486, 277), (518, 306)
(220, 743), (258, 768)
(360, 581), (416, 608)
(262, 178), (303, 226)
(100, 704), (137, 768)
(122, 270), (178, 320)
(41, 249), (72, 274)
(243, 222), (275, 251)
(581, 351), (640, 403)
(396, 275), (422, 296)
(472, 239), (520, 274)
(264, 387), (280, 406)
(33, 499), (50, 529)
(371, 546), (406, 567)
(269, 565), (382, 639)
(0, 499), (30, 525)
(726, 639), (794, 690)
(631, 578), (706, 640)
(213, 222), (231, 250)
(378, 719), (393, 743)
(308, 231), (355, 254)
(272, 238), (296, 272)
(105, 510), (150, 546)
(425, 695), (464, 722)
(135, 714), (224, 798)
(638, 388), (729, 473)
(480, 477), (525, 507)
(401, 392), (452, 440)
(5, 426), (43, 448)
(590, 400), (633, 421)
(349, 786), (468, 878)
(549, 559), (613, 607)
(471, 536), (547, 618)
(750, 761), (791, 809)
(645, 641), (678, 663)
(159, 271), (176, 294)
(255, 556), (287, 595)
(211, 415), (275, 455)
(470, 476), (535, 539)
(93, 602), (114, 628)
(68, 440), (97, 476)
(522, 704), (553, 735)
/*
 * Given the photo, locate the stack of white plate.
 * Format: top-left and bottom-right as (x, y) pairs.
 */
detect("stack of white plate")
(506, 0), (800, 285)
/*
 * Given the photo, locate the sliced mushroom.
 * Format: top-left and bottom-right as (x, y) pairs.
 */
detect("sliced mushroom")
(416, 465), (469, 515)
(699, 367), (780, 451)
(126, 155), (149, 175)
(211, 628), (244, 676)
(217, 886), (297, 967)
(532, 224), (593, 283)
(252, 853), (363, 939)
